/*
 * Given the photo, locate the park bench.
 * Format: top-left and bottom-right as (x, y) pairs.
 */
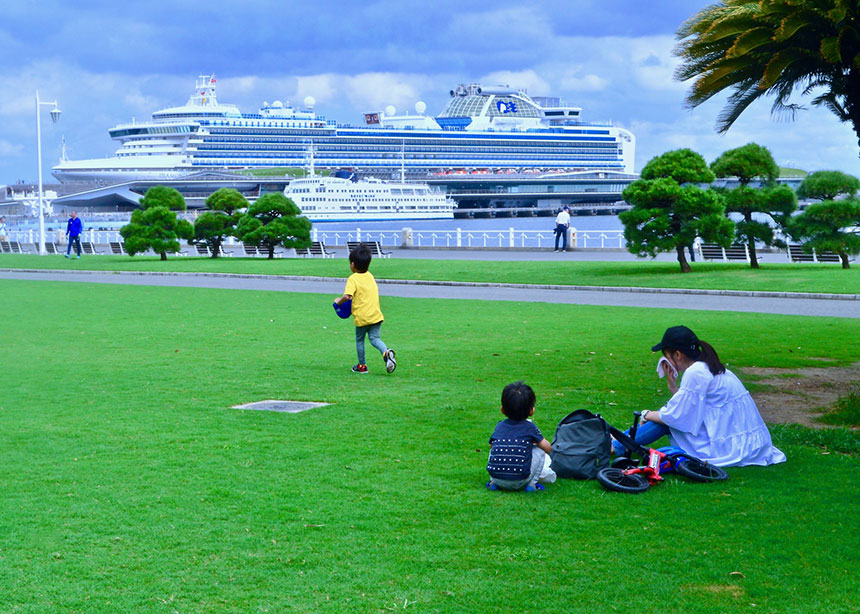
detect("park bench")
(0, 240), (10, 253)
(81, 241), (104, 255)
(787, 244), (843, 263)
(296, 241), (335, 258)
(44, 242), (59, 255)
(109, 241), (126, 255)
(346, 241), (391, 258)
(195, 244), (212, 257)
(8, 241), (24, 254)
(698, 243), (754, 263)
(242, 244), (261, 257)
(254, 244), (283, 258)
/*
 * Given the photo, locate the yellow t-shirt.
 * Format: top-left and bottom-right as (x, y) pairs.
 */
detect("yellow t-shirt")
(345, 271), (384, 327)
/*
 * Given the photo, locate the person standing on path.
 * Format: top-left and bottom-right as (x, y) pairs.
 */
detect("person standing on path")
(554, 206), (570, 252)
(0, 216), (7, 241)
(65, 211), (82, 258)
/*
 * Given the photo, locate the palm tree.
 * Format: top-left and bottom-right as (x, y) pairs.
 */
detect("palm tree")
(675, 0), (860, 149)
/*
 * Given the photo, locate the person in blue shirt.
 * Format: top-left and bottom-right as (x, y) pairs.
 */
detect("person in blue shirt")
(65, 211), (82, 258)
(486, 381), (554, 492)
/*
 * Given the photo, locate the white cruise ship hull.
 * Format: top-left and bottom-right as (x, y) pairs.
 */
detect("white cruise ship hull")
(52, 76), (636, 186)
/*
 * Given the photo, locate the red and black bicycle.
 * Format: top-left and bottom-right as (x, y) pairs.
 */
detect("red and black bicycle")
(597, 411), (729, 494)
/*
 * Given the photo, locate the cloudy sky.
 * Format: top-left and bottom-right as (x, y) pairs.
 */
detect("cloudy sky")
(2, 0), (858, 184)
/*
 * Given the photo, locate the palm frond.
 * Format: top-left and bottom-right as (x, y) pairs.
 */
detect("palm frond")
(760, 49), (807, 89)
(728, 27), (775, 56)
(715, 85), (764, 133)
(821, 36), (843, 62)
(811, 92), (850, 121)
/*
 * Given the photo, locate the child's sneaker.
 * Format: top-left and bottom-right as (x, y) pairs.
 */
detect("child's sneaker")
(383, 349), (396, 374)
(486, 481), (499, 491)
(524, 483), (545, 492)
(351, 364), (368, 374)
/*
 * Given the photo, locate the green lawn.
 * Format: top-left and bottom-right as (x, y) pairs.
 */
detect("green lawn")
(2, 253), (860, 294)
(1, 279), (858, 613)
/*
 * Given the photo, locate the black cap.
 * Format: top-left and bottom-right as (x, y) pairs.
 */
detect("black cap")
(652, 326), (699, 353)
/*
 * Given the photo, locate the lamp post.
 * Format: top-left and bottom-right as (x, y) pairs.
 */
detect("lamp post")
(36, 90), (61, 255)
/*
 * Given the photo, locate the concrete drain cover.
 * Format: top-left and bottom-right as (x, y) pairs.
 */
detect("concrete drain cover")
(231, 400), (330, 413)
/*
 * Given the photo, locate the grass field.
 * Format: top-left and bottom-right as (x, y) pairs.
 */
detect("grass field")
(2, 253), (860, 294)
(1, 280), (859, 613)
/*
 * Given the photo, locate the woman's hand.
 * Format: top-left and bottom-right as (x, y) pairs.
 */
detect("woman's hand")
(665, 367), (679, 394)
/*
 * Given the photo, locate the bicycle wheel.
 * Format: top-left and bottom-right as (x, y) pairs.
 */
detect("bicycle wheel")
(596, 468), (650, 493)
(675, 458), (730, 482)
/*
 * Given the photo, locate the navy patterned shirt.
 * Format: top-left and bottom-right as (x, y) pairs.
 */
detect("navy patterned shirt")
(487, 419), (543, 480)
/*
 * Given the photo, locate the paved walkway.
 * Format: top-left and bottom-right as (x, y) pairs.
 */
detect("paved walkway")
(315, 246), (794, 263)
(2, 269), (858, 318)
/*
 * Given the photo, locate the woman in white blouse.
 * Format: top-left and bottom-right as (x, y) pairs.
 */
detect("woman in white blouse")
(613, 326), (785, 467)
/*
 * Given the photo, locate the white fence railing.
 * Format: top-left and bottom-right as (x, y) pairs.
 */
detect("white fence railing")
(310, 227), (626, 249)
(4, 227), (626, 250)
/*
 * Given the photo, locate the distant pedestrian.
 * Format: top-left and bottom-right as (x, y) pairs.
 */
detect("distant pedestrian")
(0, 216), (7, 241)
(65, 211), (82, 258)
(554, 206), (570, 252)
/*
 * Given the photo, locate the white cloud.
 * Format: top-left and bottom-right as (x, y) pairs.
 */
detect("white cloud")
(630, 101), (860, 176)
(295, 74), (338, 106)
(0, 139), (24, 156)
(557, 69), (609, 93)
(341, 73), (428, 113)
(629, 36), (686, 92)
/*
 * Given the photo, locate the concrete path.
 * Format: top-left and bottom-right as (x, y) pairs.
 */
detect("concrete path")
(319, 246), (794, 263)
(2, 269), (858, 318)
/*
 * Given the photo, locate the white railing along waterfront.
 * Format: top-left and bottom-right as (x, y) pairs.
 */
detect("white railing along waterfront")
(310, 227), (626, 249)
(4, 227), (626, 250)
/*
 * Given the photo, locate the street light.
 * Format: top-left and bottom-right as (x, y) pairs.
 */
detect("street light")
(36, 90), (61, 255)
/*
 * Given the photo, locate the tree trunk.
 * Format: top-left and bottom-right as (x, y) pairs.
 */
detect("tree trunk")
(745, 212), (759, 269)
(211, 241), (219, 258)
(847, 65), (860, 153)
(160, 252), (167, 261)
(267, 245), (274, 259)
(840, 253), (850, 269)
(676, 244), (691, 273)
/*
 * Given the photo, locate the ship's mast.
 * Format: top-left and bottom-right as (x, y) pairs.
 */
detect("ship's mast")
(189, 75), (218, 107)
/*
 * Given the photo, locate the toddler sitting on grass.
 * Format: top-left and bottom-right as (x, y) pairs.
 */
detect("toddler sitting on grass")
(486, 381), (555, 492)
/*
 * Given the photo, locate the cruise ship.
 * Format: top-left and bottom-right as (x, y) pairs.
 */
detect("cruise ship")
(52, 76), (635, 184)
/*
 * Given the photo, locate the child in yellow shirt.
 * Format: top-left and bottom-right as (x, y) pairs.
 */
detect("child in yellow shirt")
(334, 243), (396, 374)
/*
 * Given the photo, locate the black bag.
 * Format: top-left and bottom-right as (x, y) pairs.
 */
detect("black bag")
(550, 409), (611, 479)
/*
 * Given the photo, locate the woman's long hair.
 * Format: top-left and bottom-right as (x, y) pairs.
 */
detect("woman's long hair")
(680, 340), (725, 376)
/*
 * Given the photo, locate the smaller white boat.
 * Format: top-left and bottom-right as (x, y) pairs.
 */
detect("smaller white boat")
(284, 174), (455, 221)
(283, 148), (454, 221)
